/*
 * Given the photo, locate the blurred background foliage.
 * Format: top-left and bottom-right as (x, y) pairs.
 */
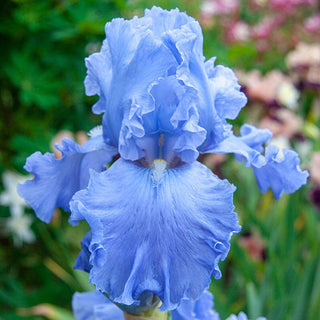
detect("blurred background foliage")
(0, 0), (319, 319)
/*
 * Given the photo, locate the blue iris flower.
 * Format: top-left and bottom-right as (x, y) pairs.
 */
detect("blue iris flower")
(18, 6), (308, 312)
(226, 312), (266, 320)
(72, 290), (124, 320)
(72, 289), (266, 320)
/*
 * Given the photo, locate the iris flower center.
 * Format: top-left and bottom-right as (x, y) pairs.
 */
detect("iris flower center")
(151, 159), (167, 184)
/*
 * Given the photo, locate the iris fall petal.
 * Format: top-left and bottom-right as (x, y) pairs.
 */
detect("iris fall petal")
(171, 290), (219, 320)
(205, 124), (272, 167)
(18, 136), (116, 223)
(253, 145), (309, 199)
(72, 291), (124, 320)
(70, 158), (240, 311)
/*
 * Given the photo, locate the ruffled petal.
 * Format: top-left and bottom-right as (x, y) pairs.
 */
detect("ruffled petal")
(226, 312), (266, 320)
(17, 136), (117, 223)
(169, 20), (226, 150)
(204, 124), (272, 167)
(118, 74), (207, 164)
(171, 290), (220, 320)
(72, 291), (124, 320)
(70, 158), (240, 311)
(144, 6), (194, 36)
(85, 13), (177, 147)
(74, 231), (92, 273)
(85, 7), (249, 164)
(252, 145), (309, 199)
(203, 124), (308, 199)
(205, 60), (247, 121)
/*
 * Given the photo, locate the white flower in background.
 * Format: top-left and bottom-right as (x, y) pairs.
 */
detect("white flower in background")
(295, 140), (313, 166)
(269, 135), (291, 149)
(268, 135), (291, 159)
(0, 171), (35, 247)
(233, 21), (250, 41)
(5, 210), (35, 247)
(277, 81), (300, 110)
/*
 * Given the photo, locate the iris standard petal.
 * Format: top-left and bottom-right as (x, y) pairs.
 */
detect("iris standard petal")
(85, 13), (177, 149)
(169, 19), (226, 150)
(17, 136), (117, 223)
(253, 145), (309, 199)
(72, 291), (124, 320)
(85, 7), (247, 164)
(144, 6), (194, 36)
(171, 290), (220, 320)
(128, 76), (207, 165)
(70, 158), (240, 311)
(205, 61), (247, 121)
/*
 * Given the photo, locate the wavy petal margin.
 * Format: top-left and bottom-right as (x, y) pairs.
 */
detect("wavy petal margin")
(226, 312), (266, 320)
(18, 136), (117, 223)
(171, 290), (219, 320)
(205, 60), (247, 121)
(74, 231), (92, 273)
(85, 7), (247, 163)
(204, 124), (308, 199)
(253, 145), (309, 200)
(204, 124), (271, 167)
(72, 291), (124, 320)
(70, 158), (240, 311)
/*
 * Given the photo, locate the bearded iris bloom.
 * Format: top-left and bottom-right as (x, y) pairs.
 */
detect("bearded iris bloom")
(18, 6), (308, 313)
(72, 289), (266, 320)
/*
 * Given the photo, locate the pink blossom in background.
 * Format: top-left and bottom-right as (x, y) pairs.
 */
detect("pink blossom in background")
(304, 14), (320, 33)
(240, 70), (291, 104)
(203, 153), (227, 170)
(50, 130), (88, 159)
(259, 109), (302, 138)
(286, 43), (320, 86)
(310, 152), (320, 185)
(50, 130), (74, 159)
(239, 70), (278, 102)
(239, 68), (300, 108)
(251, 16), (283, 39)
(200, 0), (239, 17)
(250, 0), (267, 9)
(239, 232), (266, 261)
(227, 21), (251, 42)
(287, 43), (320, 68)
(270, 0), (316, 12)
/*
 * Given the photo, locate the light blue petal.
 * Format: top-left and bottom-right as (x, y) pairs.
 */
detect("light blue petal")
(114, 291), (161, 315)
(226, 312), (248, 320)
(17, 136), (117, 223)
(74, 231), (92, 273)
(170, 19), (226, 150)
(85, 12), (177, 148)
(70, 158), (240, 311)
(123, 76), (206, 165)
(203, 124), (308, 198)
(226, 312), (266, 320)
(144, 6), (194, 36)
(86, 7), (244, 164)
(72, 291), (124, 320)
(93, 303), (124, 320)
(205, 60), (247, 121)
(204, 124), (272, 167)
(171, 290), (220, 320)
(253, 145), (309, 200)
